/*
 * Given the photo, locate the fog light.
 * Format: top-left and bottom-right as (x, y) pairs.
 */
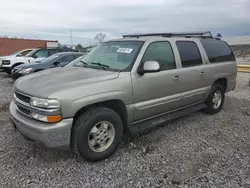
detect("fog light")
(31, 113), (62, 123)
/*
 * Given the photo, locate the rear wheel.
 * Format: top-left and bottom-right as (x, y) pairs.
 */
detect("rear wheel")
(71, 107), (124, 162)
(204, 84), (225, 114)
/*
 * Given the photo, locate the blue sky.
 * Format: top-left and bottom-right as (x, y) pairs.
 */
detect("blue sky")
(0, 0), (249, 47)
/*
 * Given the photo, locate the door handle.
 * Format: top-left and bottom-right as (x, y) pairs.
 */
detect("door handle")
(200, 71), (205, 77)
(173, 75), (180, 82)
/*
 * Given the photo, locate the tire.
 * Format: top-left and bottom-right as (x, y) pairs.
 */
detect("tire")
(204, 83), (225, 114)
(71, 107), (124, 162)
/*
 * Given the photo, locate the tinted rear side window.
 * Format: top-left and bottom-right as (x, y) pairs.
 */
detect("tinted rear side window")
(176, 41), (203, 68)
(200, 39), (235, 63)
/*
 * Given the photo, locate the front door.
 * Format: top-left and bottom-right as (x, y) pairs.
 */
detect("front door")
(132, 41), (183, 122)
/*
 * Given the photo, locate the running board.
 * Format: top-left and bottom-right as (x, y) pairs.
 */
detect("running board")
(128, 103), (207, 133)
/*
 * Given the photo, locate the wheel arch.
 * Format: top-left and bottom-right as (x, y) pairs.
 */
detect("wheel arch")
(214, 78), (227, 91)
(11, 62), (24, 69)
(72, 99), (129, 132)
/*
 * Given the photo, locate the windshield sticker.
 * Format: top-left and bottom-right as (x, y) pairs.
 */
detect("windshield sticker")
(117, 48), (133, 53)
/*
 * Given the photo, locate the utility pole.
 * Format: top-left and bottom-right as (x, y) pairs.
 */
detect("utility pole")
(70, 29), (73, 47)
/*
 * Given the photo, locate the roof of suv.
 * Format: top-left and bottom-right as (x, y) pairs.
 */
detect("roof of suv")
(109, 31), (223, 42)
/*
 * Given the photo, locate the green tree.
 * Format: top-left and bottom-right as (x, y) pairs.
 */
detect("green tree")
(76, 44), (83, 49)
(216, 33), (222, 38)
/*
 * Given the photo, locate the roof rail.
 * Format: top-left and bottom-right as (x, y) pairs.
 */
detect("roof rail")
(122, 31), (213, 39)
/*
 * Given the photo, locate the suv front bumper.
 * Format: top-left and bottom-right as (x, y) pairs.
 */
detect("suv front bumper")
(9, 101), (73, 151)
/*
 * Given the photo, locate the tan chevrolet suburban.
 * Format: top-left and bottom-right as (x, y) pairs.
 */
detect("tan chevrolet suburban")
(10, 32), (237, 161)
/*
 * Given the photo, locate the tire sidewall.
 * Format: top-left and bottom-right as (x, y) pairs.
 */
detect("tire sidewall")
(206, 84), (225, 114)
(76, 109), (123, 161)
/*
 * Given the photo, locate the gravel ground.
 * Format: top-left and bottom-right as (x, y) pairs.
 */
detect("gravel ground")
(0, 71), (13, 111)
(0, 72), (250, 188)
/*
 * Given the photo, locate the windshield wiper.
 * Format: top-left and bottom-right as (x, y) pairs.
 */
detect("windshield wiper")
(75, 60), (88, 67)
(91, 62), (110, 70)
(79, 60), (88, 66)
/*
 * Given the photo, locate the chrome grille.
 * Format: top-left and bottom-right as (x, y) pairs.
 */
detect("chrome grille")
(15, 92), (30, 104)
(16, 105), (31, 116)
(2, 60), (10, 65)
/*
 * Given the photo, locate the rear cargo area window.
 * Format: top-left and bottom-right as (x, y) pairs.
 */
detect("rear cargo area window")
(176, 41), (203, 68)
(201, 39), (235, 63)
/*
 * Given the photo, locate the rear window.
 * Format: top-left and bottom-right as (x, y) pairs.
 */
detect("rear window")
(201, 39), (235, 63)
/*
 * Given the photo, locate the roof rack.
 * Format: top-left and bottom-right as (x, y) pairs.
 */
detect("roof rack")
(122, 31), (214, 39)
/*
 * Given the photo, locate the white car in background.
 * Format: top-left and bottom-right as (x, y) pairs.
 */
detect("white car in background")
(2, 47), (78, 74)
(0, 48), (34, 69)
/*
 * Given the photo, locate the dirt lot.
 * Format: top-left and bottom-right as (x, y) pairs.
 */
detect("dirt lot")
(0, 71), (250, 188)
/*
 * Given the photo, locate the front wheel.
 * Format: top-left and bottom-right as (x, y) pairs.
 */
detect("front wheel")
(71, 107), (124, 162)
(204, 84), (225, 114)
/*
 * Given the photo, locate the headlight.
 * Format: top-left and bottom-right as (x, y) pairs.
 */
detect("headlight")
(18, 68), (33, 74)
(30, 97), (60, 109)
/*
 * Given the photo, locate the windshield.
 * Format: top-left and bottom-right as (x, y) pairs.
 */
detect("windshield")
(25, 49), (39, 57)
(38, 54), (60, 64)
(70, 41), (143, 71)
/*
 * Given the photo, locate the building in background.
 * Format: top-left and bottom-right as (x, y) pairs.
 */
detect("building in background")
(0, 37), (59, 56)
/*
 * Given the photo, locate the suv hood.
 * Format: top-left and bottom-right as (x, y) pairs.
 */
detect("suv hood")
(14, 67), (119, 97)
(0, 55), (11, 60)
(14, 62), (41, 69)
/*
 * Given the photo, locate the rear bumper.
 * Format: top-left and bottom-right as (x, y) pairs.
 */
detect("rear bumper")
(9, 101), (73, 151)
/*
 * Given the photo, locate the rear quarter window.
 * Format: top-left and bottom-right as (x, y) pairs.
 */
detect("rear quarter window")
(200, 39), (235, 63)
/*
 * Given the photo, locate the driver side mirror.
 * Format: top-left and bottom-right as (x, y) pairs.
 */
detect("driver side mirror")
(138, 61), (161, 75)
(33, 55), (38, 59)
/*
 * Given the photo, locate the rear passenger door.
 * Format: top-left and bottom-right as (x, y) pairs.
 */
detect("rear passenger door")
(175, 41), (209, 106)
(132, 41), (183, 122)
